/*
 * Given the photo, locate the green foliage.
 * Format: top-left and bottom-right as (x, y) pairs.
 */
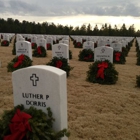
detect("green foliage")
(136, 55), (140, 65)
(69, 50), (72, 59)
(78, 49), (94, 62)
(136, 50), (140, 57)
(7, 54), (32, 72)
(33, 46), (47, 57)
(113, 51), (126, 64)
(136, 75), (140, 87)
(0, 18), (138, 36)
(122, 47), (128, 56)
(31, 43), (37, 49)
(86, 60), (118, 84)
(46, 43), (52, 50)
(0, 105), (70, 140)
(74, 42), (83, 48)
(12, 37), (16, 55)
(46, 57), (73, 77)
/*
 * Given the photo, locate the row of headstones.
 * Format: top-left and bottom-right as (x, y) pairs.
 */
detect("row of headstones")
(72, 35), (133, 51)
(16, 38), (120, 64)
(0, 33), (15, 42)
(16, 34), (70, 47)
(15, 36), (70, 61)
(136, 37), (140, 50)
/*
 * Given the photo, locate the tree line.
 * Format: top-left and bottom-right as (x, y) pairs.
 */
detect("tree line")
(0, 18), (140, 37)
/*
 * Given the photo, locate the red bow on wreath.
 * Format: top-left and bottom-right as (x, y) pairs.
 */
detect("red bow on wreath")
(4, 109), (32, 140)
(115, 52), (121, 61)
(56, 60), (63, 68)
(3, 40), (7, 45)
(13, 54), (25, 68)
(77, 42), (81, 47)
(84, 54), (92, 60)
(37, 47), (42, 54)
(96, 62), (108, 79)
(47, 44), (50, 49)
(32, 43), (35, 47)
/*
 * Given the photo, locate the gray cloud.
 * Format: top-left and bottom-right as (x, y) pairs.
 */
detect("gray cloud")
(1, 0), (140, 17)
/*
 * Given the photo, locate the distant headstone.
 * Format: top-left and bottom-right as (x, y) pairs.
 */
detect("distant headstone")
(59, 40), (69, 46)
(52, 43), (69, 61)
(83, 41), (94, 51)
(98, 40), (105, 47)
(94, 46), (113, 63)
(37, 38), (46, 50)
(47, 37), (53, 45)
(31, 36), (37, 43)
(12, 65), (68, 140)
(3, 34), (9, 41)
(16, 41), (32, 60)
(111, 43), (122, 52)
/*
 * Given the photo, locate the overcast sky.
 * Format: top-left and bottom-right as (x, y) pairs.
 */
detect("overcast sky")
(1, 0), (140, 30)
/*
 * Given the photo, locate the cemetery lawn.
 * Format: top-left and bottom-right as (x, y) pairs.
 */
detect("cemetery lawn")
(0, 37), (140, 140)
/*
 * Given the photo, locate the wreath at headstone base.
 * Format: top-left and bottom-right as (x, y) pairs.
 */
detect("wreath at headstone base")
(113, 51), (126, 64)
(78, 49), (94, 62)
(86, 60), (118, 84)
(1, 40), (9, 46)
(74, 42), (83, 48)
(32, 46), (47, 57)
(7, 54), (32, 72)
(136, 75), (140, 87)
(69, 50), (72, 59)
(31, 43), (37, 49)
(46, 43), (52, 50)
(46, 57), (73, 77)
(0, 104), (70, 140)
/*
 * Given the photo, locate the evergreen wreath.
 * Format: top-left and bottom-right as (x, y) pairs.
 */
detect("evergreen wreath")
(74, 42), (83, 48)
(7, 54), (32, 72)
(69, 50), (72, 59)
(1, 40), (9, 46)
(46, 43), (52, 50)
(136, 75), (140, 87)
(113, 51), (126, 64)
(78, 49), (94, 62)
(86, 60), (118, 84)
(122, 47), (128, 56)
(136, 55), (140, 65)
(136, 50), (140, 57)
(46, 57), (73, 77)
(31, 43), (37, 49)
(0, 104), (70, 140)
(33, 46), (47, 57)
(12, 37), (16, 55)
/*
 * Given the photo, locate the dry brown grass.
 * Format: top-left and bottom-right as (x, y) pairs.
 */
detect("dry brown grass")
(0, 37), (140, 140)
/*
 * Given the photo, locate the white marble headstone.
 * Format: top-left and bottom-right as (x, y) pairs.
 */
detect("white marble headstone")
(47, 37), (53, 45)
(98, 40), (105, 47)
(16, 41), (32, 60)
(12, 65), (68, 140)
(111, 43), (122, 52)
(31, 36), (37, 43)
(52, 43), (69, 61)
(3, 34), (9, 41)
(37, 38), (46, 50)
(59, 40), (69, 46)
(94, 46), (113, 63)
(83, 41), (94, 51)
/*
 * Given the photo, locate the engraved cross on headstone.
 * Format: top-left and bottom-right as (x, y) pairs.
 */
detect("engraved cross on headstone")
(30, 74), (39, 86)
